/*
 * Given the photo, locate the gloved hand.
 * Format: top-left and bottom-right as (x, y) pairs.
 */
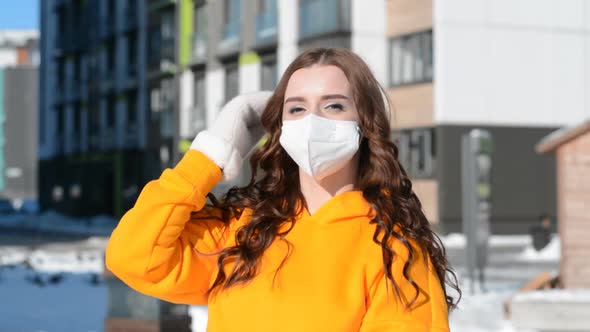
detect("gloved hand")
(191, 91), (273, 181)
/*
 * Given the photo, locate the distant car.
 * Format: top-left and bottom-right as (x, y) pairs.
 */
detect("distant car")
(0, 199), (14, 213)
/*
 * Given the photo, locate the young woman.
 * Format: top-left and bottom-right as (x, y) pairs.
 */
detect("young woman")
(106, 48), (460, 331)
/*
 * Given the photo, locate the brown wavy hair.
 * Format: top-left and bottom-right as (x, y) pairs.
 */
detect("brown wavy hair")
(200, 47), (460, 311)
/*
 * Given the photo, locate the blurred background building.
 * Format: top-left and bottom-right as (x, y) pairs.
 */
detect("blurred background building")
(38, 0), (589, 236)
(386, 0), (588, 234)
(0, 30), (39, 209)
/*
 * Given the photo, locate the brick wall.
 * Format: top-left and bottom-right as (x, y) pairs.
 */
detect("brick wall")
(557, 131), (590, 288)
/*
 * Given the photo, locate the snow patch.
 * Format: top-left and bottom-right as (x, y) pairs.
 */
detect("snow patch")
(513, 289), (590, 303)
(516, 236), (560, 263)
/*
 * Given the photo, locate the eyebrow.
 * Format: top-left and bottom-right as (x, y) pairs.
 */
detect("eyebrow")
(284, 94), (350, 104)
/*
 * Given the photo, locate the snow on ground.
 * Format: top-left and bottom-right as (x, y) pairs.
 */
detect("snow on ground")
(0, 232), (557, 332)
(516, 236), (560, 263)
(0, 211), (116, 237)
(450, 289), (537, 332)
(513, 289), (590, 303)
(442, 233), (533, 249)
(0, 265), (107, 332)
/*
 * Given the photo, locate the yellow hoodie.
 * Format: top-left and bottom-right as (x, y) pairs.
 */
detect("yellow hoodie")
(105, 150), (450, 332)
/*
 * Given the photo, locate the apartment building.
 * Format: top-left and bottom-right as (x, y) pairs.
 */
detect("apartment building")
(39, 0), (148, 217)
(176, 0), (387, 192)
(386, 0), (590, 233)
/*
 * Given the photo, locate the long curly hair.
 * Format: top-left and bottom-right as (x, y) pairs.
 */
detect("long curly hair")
(199, 48), (460, 311)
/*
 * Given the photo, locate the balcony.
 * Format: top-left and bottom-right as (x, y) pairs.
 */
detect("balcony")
(299, 0), (351, 41)
(54, 84), (66, 105)
(102, 71), (116, 92)
(53, 35), (66, 57)
(124, 124), (139, 148)
(124, 6), (139, 31)
(100, 16), (116, 39)
(70, 81), (82, 102)
(255, 8), (277, 45)
(191, 33), (207, 64)
(148, 0), (176, 11)
(148, 38), (177, 76)
(103, 127), (117, 150)
(88, 132), (101, 151)
(70, 134), (81, 154)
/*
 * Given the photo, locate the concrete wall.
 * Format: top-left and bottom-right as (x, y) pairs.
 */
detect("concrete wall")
(437, 125), (557, 234)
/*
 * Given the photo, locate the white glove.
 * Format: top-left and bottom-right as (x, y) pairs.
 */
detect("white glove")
(191, 91), (273, 181)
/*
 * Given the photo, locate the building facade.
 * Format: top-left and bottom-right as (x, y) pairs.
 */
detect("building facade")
(39, 0), (387, 217)
(40, 0), (587, 234)
(385, 0), (590, 233)
(40, 0), (149, 217)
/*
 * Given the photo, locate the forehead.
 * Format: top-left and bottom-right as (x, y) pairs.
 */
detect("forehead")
(284, 65), (351, 97)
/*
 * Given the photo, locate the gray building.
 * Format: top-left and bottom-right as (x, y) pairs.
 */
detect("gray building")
(0, 67), (38, 202)
(0, 30), (39, 205)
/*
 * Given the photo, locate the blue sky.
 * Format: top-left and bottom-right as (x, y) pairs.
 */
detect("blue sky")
(0, 0), (39, 30)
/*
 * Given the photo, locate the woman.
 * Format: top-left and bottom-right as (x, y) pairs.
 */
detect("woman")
(106, 48), (460, 331)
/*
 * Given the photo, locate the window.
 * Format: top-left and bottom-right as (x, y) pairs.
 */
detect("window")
(224, 62), (239, 102)
(389, 30), (433, 86)
(223, 0), (240, 40)
(194, 2), (208, 35)
(393, 128), (436, 178)
(161, 11), (176, 64)
(192, 2), (208, 60)
(56, 107), (64, 135)
(127, 91), (137, 124)
(106, 96), (116, 128)
(192, 71), (206, 134)
(261, 57), (277, 91)
(73, 102), (81, 135)
(73, 55), (81, 84)
(106, 42), (116, 76)
(57, 59), (65, 90)
(127, 32), (137, 76)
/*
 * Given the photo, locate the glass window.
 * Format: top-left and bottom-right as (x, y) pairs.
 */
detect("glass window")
(192, 71), (206, 134)
(389, 30), (433, 86)
(224, 62), (239, 102)
(194, 3), (208, 36)
(106, 96), (116, 128)
(56, 107), (64, 134)
(394, 128), (435, 178)
(261, 57), (277, 91)
(127, 91), (137, 124)
(127, 32), (137, 71)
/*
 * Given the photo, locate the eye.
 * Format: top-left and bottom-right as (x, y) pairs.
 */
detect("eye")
(325, 103), (345, 111)
(288, 107), (305, 114)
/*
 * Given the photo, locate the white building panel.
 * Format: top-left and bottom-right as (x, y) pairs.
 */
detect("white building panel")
(277, 0), (299, 78)
(351, 0), (387, 85)
(206, 68), (224, 128)
(239, 61), (261, 94)
(434, 0), (590, 126)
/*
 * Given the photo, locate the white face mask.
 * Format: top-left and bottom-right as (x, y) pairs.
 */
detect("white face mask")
(279, 114), (361, 181)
